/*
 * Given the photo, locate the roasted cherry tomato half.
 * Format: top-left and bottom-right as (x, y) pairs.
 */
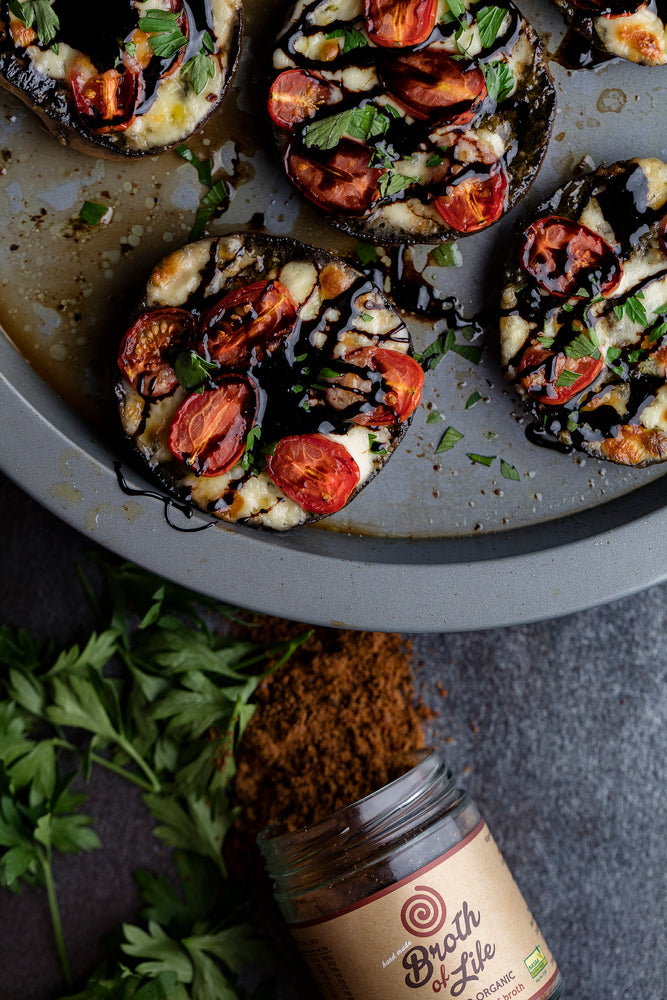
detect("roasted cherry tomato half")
(380, 50), (486, 124)
(364, 0), (437, 48)
(285, 141), (383, 216)
(268, 69), (341, 130)
(326, 347), (424, 426)
(517, 345), (604, 406)
(519, 216), (623, 299)
(267, 434), (360, 514)
(168, 375), (258, 477)
(118, 307), (194, 398)
(434, 164), (507, 233)
(199, 280), (298, 367)
(70, 56), (139, 128)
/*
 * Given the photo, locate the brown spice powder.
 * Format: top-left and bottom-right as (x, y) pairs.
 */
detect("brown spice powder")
(225, 620), (431, 878)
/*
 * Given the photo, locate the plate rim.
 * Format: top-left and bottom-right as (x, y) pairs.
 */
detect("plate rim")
(2, 331), (665, 633)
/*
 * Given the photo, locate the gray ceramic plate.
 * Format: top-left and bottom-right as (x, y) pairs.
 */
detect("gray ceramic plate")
(1, 2), (665, 631)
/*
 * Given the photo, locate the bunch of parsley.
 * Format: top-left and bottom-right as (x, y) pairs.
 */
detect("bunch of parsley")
(0, 558), (307, 999)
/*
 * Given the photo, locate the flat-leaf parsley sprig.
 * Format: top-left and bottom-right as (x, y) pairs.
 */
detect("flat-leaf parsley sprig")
(0, 557), (309, 998)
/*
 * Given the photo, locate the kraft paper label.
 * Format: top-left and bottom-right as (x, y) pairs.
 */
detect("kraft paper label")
(289, 820), (559, 1000)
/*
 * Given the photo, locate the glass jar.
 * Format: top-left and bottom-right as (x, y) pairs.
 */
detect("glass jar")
(258, 749), (564, 1000)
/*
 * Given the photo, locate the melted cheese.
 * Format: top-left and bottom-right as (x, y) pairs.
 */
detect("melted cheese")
(595, 9), (667, 66)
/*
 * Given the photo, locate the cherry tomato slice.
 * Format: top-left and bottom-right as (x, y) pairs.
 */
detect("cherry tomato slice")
(199, 280), (298, 367)
(380, 50), (486, 124)
(434, 164), (507, 233)
(518, 216), (623, 299)
(285, 141), (383, 216)
(70, 56), (139, 128)
(267, 434), (360, 514)
(268, 69), (340, 130)
(517, 345), (604, 406)
(327, 348), (424, 426)
(364, 0), (437, 48)
(168, 375), (258, 477)
(118, 307), (194, 398)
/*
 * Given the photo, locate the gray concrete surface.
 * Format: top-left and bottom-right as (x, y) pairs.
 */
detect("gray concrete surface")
(0, 472), (665, 1000)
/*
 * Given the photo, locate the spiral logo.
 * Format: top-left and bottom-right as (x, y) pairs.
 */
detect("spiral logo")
(400, 885), (447, 937)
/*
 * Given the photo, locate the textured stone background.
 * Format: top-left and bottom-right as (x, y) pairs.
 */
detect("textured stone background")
(1, 472), (665, 1000)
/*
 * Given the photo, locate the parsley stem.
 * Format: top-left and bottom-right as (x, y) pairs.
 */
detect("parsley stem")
(89, 751), (159, 793)
(39, 847), (72, 989)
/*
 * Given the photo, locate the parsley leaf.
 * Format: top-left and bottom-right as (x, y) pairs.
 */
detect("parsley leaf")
(481, 60), (514, 102)
(79, 201), (112, 227)
(174, 351), (217, 393)
(356, 242), (378, 266)
(182, 52), (215, 96)
(139, 9), (188, 59)
(443, 0), (467, 23)
(500, 458), (520, 481)
(614, 292), (648, 327)
(430, 243), (461, 268)
(477, 6), (508, 49)
(377, 170), (416, 198)
(415, 328), (456, 370)
(427, 148), (448, 168)
(325, 26), (368, 52)
(435, 426), (464, 453)
(555, 368), (581, 388)
(303, 106), (389, 150)
(451, 342), (484, 364)
(648, 320), (667, 344)
(8, 0), (59, 46)
(564, 327), (601, 361)
(465, 390), (482, 409)
(467, 452), (496, 466)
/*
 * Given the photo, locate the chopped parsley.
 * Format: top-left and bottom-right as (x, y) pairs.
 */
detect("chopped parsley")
(426, 148), (448, 168)
(537, 334), (554, 348)
(451, 342), (484, 364)
(79, 201), (112, 227)
(415, 328), (456, 369)
(605, 346), (623, 376)
(8, 0), (58, 46)
(325, 26), (368, 52)
(481, 60), (514, 102)
(465, 390), (482, 409)
(467, 452), (496, 466)
(436, 426), (464, 453)
(614, 291), (648, 327)
(174, 350), (217, 392)
(500, 458), (520, 481)
(564, 327), (601, 361)
(377, 170), (417, 198)
(426, 410), (444, 423)
(303, 106), (389, 151)
(356, 242), (378, 266)
(241, 425), (262, 470)
(176, 143), (231, 239)
(431, 243), (461, 268)
(182, 33), (216, 95)
(138, 8), (188, 59)
(368, 432), (387, 454)
(477, 6), (508, 48)
(555, 368), (581, 388)
(648, 319), (667, 344)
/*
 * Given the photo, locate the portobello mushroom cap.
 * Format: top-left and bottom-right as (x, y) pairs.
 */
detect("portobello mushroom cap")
(268, 0), (556, 244)
(551, 0), (667, 66)
(0, 0), (242, 157)
(116, 232), (424, 530)
(500, 157), (667, 467)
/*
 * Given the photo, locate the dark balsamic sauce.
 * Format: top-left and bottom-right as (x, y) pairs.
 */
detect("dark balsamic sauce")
(552, 29), (613, 70)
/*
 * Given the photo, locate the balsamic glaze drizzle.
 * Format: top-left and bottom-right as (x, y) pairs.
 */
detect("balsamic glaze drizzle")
(114, 462), (214, 532)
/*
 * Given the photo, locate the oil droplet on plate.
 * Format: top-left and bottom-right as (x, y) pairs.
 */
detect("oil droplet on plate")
(597, 89), (626, 114)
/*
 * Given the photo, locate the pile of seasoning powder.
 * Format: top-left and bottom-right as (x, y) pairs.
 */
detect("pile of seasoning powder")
(226, 620), (431, 877)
